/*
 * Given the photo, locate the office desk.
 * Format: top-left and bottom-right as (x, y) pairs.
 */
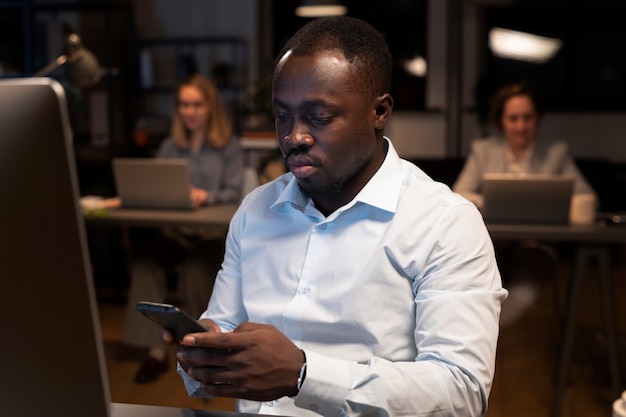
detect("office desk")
(111, 402), (284, 417)
(487, 222), (626, 417)
(83, 204), (240, 301)
(87, 207), (624, 243)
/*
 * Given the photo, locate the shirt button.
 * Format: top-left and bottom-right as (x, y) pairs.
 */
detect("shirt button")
(318, 223), (327, 230)
(266, 400), (275, 407)
(301, 286), (310, 294)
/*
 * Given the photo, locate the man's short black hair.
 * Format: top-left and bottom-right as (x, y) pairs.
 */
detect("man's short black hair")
(276, 16), (392, 98)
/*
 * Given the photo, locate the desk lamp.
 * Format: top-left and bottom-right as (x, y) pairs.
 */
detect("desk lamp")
(34, 32), (102, 87)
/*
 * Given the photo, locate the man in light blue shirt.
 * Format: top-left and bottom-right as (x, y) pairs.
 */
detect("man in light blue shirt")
(166, 16), (507, 416)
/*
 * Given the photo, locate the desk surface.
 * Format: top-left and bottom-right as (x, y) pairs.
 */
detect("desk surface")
(486, 223), (626, 243)
(85, 203), (239, 229)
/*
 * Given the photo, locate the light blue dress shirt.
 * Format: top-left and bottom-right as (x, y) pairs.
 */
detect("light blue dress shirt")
(179, 138), (507, 416)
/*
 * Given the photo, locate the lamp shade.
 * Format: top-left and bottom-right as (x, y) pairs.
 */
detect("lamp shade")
(295, 0), (347, 17)
(35, 33), (102, 87)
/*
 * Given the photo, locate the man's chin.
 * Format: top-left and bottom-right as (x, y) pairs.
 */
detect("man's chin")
(297, 180), (341, 199)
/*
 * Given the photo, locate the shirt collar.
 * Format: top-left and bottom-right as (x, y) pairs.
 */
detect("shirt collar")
(271, 137), (402, 215)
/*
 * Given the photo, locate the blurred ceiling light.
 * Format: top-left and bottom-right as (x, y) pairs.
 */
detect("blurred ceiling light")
(404, 55), (428, 77)
(489, 27), (562, 64)
(295, 0), (347, 17)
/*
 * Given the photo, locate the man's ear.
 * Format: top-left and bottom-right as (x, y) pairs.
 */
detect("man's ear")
(374, 93), (394, 130)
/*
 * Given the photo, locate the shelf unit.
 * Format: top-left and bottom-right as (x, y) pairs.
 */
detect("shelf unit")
(0, 1), (135, 195)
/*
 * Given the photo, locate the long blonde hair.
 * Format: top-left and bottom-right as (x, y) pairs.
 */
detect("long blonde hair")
(170, 73), (232, 149)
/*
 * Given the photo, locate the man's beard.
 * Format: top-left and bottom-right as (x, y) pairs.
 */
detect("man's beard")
(297, 178), (342, 199)
(294, 145), (369, 201)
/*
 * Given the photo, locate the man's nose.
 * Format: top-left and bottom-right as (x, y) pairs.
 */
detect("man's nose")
(288, 133), (314, 147)
(286, 123), (314, 148)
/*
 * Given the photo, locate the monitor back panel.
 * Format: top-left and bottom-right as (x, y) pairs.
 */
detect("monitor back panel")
(0, 78), (111, 417)
(482, 174), (574, 225)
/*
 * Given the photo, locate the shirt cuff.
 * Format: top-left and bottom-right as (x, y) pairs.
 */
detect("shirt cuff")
(176, 362), (213, 398)
(293, 349), (353, 416)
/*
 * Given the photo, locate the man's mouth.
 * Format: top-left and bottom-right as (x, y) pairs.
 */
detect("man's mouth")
(288, 155), (318, 179)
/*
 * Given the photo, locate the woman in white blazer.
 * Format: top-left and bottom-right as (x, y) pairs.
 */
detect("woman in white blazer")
(453, 81), (596, 327)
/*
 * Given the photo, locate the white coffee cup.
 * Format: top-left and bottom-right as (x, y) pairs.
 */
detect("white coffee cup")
(569, 193), (597, 225)
(613, 390), (626, 417)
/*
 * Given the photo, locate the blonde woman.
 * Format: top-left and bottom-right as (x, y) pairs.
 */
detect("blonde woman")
(123, 74), (243, 383)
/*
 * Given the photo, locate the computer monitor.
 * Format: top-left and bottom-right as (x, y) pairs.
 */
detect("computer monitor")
(0, 78), (111, 417)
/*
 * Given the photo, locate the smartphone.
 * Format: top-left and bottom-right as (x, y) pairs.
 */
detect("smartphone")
(136, 301), (207, 341)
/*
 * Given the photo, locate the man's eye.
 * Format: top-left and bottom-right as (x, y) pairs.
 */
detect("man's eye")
(311, 115), (331, 124)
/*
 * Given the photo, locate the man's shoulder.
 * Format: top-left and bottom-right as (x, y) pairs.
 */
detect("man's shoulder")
(399, 160), (468, 205)
(239, 173), (293, 208)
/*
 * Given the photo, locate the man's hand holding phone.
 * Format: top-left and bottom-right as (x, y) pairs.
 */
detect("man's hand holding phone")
(138, 302), (305, 401)
(174, 322), (306, 401)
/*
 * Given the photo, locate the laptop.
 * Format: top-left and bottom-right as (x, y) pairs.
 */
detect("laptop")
(481, 173), (574, 224)
(0, 78), (277, 417)
(112, 158), (194, 210)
